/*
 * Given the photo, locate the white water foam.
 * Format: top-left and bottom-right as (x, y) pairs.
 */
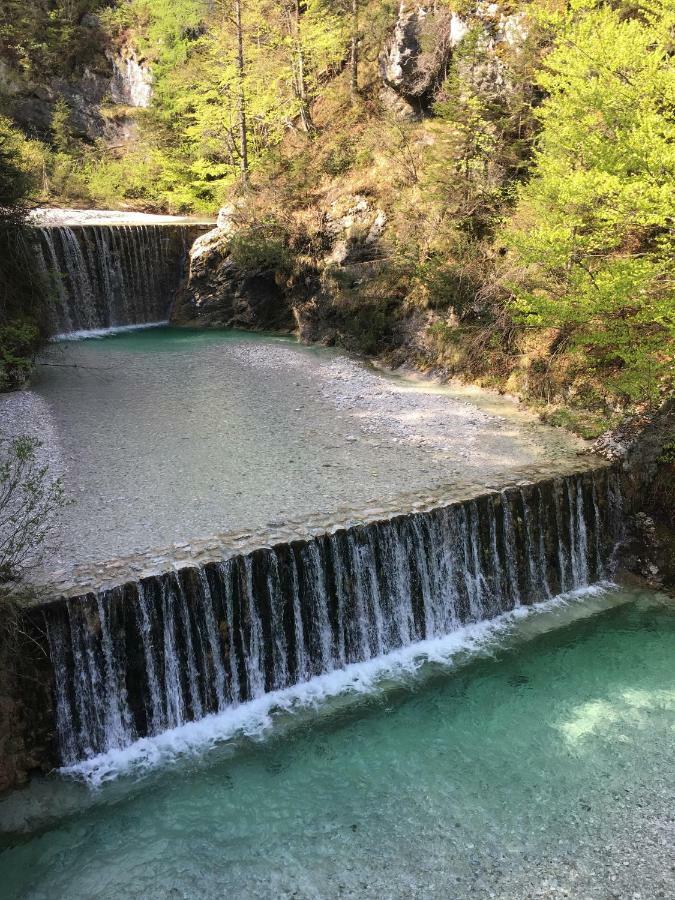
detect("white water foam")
(54, 320), (169, 342)
(62, 583), (617, 788)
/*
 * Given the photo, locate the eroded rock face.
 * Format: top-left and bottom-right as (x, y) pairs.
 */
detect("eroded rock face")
(174, 194), (392, 343)
(610, 399), (675, 592)
(379, 2), (528, 118)
(8, 68), (113, 142)
(109, 48), (153, 109)
(1, 38), (152, 144)
(172, 228), (295, 331)
(380, 3), (459, 115)
(0, 609), (56, 792)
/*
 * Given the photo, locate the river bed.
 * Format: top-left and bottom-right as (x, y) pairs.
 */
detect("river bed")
(2, 327), (592, 592)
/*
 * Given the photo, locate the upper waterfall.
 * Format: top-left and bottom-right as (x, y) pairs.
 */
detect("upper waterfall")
(28, 211), (213, 337)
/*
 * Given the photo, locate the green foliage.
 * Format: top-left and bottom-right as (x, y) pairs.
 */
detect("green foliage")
(323, 137), (358, 176)
(229, 223), (291, 276)
(0, 116), (51, 390)
(0, 435), (68, 582)
(91, 0), (351, 207)
(0, 0), (109, 81)
(0, 322), (40, 392)
(0, 115), (37, 219)
(540, 407), (621, 441)
(50, 98), (75, 155)
(657, 440), (675, 466)
(504, 0), (675, 403)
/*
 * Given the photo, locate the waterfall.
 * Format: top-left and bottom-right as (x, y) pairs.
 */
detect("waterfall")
(39, 469), (623, 767)
(33, 224), (194, 336)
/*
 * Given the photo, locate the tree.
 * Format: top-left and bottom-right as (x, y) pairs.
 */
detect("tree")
(281, 0), (346, 131)
(0, 117), (50, 389)
(233, 0), (250, 183)
(503, 0), (675, 402)
(0, 436), (67, 582)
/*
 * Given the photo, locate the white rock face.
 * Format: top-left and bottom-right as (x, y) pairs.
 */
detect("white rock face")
(189, 227), (227, 265)
(110, 50), (153, 108)
(449, 12), (470, 47)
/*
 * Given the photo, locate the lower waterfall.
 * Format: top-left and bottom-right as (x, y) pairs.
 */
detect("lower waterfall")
(42, 469), (622, 768)
(33, 224), (195, 336)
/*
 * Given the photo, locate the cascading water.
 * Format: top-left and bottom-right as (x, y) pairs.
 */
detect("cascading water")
(42, 468), (622, 767)
(33, 224), (194, 335)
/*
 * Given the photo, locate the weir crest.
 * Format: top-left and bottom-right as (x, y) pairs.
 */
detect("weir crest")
(33, 223), (200, 335)
(35, 468), (622, 768)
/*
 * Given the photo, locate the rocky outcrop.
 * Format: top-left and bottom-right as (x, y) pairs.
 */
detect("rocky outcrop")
(456, 5), (528, 100)
(172, 227), (295, 331)
(379, 3), (460, 116)
(293, 195), (394, 350)
(5, 66), (113, 143)
(1, 26), (152, 145)
(109, 47), (152, 109)
(174, 194), (391, 347)
(379, 2), (528, 118)
(606, 399), (675, 592)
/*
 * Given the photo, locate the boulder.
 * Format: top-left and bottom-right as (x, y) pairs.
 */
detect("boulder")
(172, 228), (295, 331)
(379, 3), (462, 115)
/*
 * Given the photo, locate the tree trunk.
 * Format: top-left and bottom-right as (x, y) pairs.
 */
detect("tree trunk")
(234, 0), (249, 186)
(292, 0), (313, 131)
(350, 0), (359, 97)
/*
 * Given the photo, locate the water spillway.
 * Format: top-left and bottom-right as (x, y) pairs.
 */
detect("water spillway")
(30, 468), (622, 769)
(32, 223), (199, 335)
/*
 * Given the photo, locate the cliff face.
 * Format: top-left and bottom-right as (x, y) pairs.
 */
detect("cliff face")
(0, 603), (55, 791)
(611, 401), (675, 593)
(0, 14), (151, 147)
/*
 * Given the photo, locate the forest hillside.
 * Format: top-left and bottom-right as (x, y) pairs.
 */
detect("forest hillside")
(0, 0), (673, 436)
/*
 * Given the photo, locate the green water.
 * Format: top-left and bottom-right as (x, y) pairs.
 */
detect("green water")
(1, 588), (673, 899)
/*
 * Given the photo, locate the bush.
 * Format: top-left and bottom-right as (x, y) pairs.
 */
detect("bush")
(0, 117), (52, 389)
(0, 436), (67, 582)
(0, 322), (41, 392)
(229, 223), (292, 277)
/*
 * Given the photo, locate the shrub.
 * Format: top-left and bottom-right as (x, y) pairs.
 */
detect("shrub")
(229, 223), (292, 277)
(0, 436), (67, 582)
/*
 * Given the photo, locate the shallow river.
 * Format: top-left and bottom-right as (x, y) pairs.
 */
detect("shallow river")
(3, 327), (589, 588)
(0, 586), (672, 899)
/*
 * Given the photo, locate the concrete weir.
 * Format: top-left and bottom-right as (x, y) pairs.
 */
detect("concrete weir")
(1, 466), (622, 789)
(28, 209), (212, 336)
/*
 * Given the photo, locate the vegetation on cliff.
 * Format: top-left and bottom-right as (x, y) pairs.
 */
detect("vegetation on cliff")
(0, 115), (51, 390)
(0, 0), (672, 430)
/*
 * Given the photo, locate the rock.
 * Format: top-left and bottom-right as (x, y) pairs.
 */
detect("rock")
(617, 398), (675, 592)
(109, 47), (153, 109)
(366, 210), (388, 245)
(2, 36), (151, 145)
(379, 2), (528, 118)
(379, 3), (458, 115)
(323, 195), (386, 264)
(216, 199), (247, 234)
(172, 227), (295, 331)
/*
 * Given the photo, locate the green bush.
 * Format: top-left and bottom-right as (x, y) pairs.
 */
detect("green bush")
(0, 322), (41, 391)
(229, 224), (292, 277)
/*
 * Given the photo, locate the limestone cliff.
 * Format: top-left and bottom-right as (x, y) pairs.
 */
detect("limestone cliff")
(0, 15), (151, 147)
